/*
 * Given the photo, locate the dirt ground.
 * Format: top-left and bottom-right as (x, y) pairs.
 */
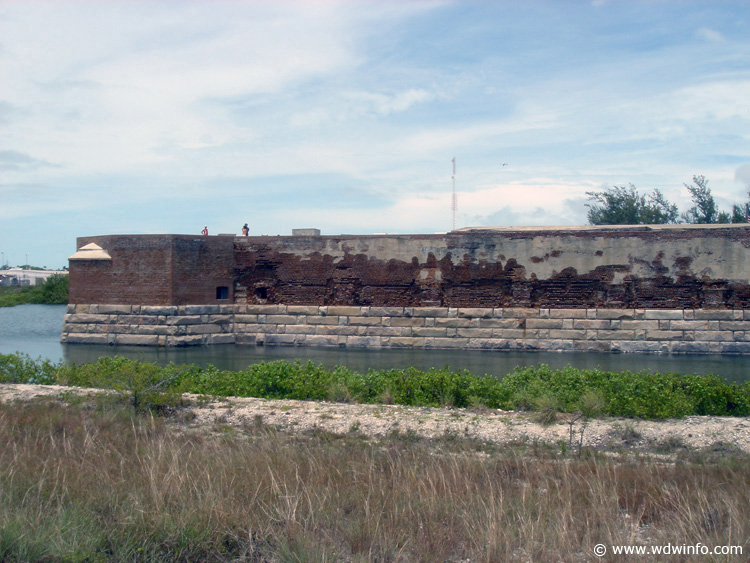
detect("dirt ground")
(2, 383), (749, 455)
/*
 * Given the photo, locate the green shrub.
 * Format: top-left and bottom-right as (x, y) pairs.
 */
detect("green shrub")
(2, 353), (749, 420)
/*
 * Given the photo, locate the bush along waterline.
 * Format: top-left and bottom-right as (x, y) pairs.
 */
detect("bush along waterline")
(1, 353), (749, 419)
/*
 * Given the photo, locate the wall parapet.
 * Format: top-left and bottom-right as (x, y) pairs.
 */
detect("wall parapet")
(61, 304), (750, 354)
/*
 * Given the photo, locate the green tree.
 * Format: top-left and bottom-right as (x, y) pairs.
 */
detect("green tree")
(586, 185), (679, 225)
(731, 203), (748, 223)
(40, 274), (68, 304)
(681, 175), (731, 224)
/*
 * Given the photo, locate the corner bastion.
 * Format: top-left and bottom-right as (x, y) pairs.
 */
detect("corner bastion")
(61, 225), (750, 354)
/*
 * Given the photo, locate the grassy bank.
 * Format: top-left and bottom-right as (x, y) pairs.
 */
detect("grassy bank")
(0, 395), (747, 562)
(0, 274), (68, 307)
(2, 353), (749, 419)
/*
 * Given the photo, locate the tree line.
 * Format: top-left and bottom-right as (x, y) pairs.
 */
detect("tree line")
(586, 175), (749, 225)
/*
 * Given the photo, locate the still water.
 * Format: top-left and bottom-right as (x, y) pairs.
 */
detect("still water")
(1, 305), (749, 383)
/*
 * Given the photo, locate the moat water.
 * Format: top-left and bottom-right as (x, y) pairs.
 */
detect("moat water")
(1, 305), (749, 384)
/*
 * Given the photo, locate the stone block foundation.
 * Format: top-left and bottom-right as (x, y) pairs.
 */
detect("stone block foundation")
(60, 304), (750, 354)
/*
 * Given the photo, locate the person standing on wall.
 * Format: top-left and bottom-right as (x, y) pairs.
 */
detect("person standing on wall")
(242, 223), (249, 236)
(202, 226), (208, 236)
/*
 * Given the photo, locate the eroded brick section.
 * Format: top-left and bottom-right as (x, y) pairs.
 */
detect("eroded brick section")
(229, 228), (750, 309)
(69, 227), (750, 310)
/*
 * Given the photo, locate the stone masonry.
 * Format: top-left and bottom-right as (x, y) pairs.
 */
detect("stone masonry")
(61, 303), (750, 354)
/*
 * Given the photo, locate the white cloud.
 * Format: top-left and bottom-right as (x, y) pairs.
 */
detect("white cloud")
(696, 27), (726, 43)
(1, 0), (750, 268)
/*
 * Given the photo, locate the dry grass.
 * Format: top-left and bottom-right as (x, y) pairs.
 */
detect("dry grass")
(0, 396), (748, 562)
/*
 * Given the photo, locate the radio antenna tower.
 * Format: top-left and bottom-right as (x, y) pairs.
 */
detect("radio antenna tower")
(451, 157), (457, 231)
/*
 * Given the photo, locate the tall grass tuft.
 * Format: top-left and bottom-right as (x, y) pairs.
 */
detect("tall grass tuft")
(0, 397), (748, 561)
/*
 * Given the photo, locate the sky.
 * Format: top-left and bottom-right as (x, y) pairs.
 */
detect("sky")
(1, 0), (749, 269)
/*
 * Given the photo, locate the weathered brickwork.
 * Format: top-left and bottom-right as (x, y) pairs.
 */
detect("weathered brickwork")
(64, 226), (750, 352)
(61, 304), (750, 354)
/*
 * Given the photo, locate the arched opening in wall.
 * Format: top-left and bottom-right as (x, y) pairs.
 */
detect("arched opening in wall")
(216, 286), (229, 300)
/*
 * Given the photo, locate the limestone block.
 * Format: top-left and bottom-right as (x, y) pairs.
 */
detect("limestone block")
(116, 334), (160, 346)
(548, 329), (587, 340)
(644, 330), (683, 341)
(642, 310), (684, 320)
(68, 314), (111, 324)
(718, 321), (750, 331)
(692, 310), (734, 320)
(412, 327), (448, 337)
(235, 333), (257, 345)
(245, 304), (288, 315)
(264, 334), (297, 346)
(266, 315), (303, 325)
(457, 307), (494, 319)
(168, 335), (204, 347)
(187, 324), (223, 335)
(303, 335), (340, 347)
(549, 309), (587, 319)
(179, 305), (216, 315)
(611, 341), (664, 353)
(324, 326), (365, 336)
(536, 339), (575, 351)
(234, 323), (271, 334)
(97, 304), (133, 314)
(596, 330), (637, 341)
(493, 329), (539, 339)
(424, 337), (470, 349)
(596, 309), (636, 320)
(467, 338), (512, 350)
(669, 341), (712, 354)
(457, 328), (494, 338)
(720, 342), (750, 354)
(389, 337), (426, 348)
(208, 334), (236, 345)
(136, 325), (175, 336)
(347, 316), (383, 326)
(572, 340), (612, 352)
(64, 333), (109, 345)
(234, 314), (259, 323)
(306, 316), (340, 325)
(346, 336), (382, 348)
(66, 304), (77, 313)
(326, 306), (364, 316)
(141, 306), (178, 316)
(366, 307), (405, 317)
(207, 314), (233, 324)
(434, 317), (473, 328)
(525, 318), (564, 329)
(390, 317), (425, 327)
(412, 307), (450, 318)
(502, 308), (539, 318)
(366, 327), (411, 337)
(693, 331), (734, 341)
(478, 318), (520, 329)
(619, 320), (660, 330)
(165, 315), (202, 326)
(286, 306), (320, 315)
(284, 325), (318, 335)
(572, 319), (611, 330)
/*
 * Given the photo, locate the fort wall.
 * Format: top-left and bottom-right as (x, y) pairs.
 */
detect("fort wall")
(63, 226), (750, 353)
(61, 303), (750, 354)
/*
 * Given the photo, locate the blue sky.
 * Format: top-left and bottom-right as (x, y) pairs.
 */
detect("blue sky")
(1, 0), (749, 269)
